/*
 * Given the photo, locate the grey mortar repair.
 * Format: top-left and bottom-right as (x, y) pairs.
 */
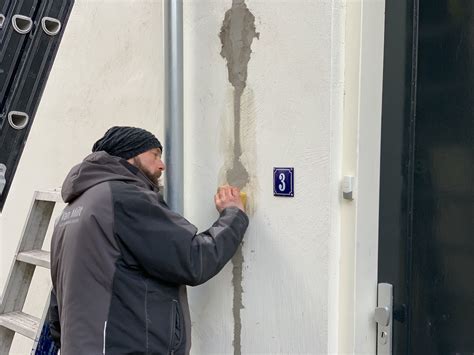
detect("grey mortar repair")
(219, 0), (259, 354)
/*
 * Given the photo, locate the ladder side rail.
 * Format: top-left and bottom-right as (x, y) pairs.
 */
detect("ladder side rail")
(0, 323), (15, 353)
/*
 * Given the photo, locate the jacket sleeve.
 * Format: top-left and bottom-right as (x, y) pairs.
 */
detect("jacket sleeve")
(48, 289), (61, 348)
(113, 190), (249, 286)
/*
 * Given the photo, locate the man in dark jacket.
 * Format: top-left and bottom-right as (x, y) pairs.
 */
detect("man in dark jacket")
(49, 126), (249, 354)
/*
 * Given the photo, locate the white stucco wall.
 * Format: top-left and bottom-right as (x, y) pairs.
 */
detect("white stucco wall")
(183, 1), (345, 353)
(0, 1), (163, 352)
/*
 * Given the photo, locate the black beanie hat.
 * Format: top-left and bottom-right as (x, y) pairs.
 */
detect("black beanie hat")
(92, 126), (163, 160)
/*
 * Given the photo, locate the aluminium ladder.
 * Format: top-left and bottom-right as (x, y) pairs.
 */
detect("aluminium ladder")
(0, 189), (62, 353)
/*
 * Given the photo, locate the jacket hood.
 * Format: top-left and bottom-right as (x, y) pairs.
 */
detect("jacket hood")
(61, 151), (154, 203)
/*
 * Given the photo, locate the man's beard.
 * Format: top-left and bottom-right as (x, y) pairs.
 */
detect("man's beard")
(131, 157), (161, 186)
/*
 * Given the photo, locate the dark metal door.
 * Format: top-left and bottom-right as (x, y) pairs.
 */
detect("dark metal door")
(378, 0), (474, 354)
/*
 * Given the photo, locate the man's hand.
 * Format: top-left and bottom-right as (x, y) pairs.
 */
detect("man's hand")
(215, 185), (245, 213)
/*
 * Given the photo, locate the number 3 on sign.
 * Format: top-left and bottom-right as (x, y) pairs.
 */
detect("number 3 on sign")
(278, 173), (286, 192)
(273, 167), (294, 197)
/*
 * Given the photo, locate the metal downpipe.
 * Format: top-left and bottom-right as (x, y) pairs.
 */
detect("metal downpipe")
(164, 0), (183, 214)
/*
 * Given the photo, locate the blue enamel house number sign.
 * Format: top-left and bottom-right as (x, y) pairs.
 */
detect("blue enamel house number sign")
(273, 167), (294, 197)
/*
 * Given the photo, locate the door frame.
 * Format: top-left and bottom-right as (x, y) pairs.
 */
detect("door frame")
(376, 0), (419, 353)
(338, 0), (386, 353)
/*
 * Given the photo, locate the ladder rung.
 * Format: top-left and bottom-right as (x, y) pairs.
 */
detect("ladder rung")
(17, 250), (50, 269)
(35, 190), (62, 203)
(0, 311), (39, 339)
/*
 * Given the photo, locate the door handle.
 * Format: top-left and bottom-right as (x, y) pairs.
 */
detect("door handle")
(375, 283), (393, 355)
(375, 306), (390, 326)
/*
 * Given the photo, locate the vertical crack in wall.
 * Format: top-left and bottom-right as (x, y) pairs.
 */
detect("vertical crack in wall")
(219, 1), (258, 354)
